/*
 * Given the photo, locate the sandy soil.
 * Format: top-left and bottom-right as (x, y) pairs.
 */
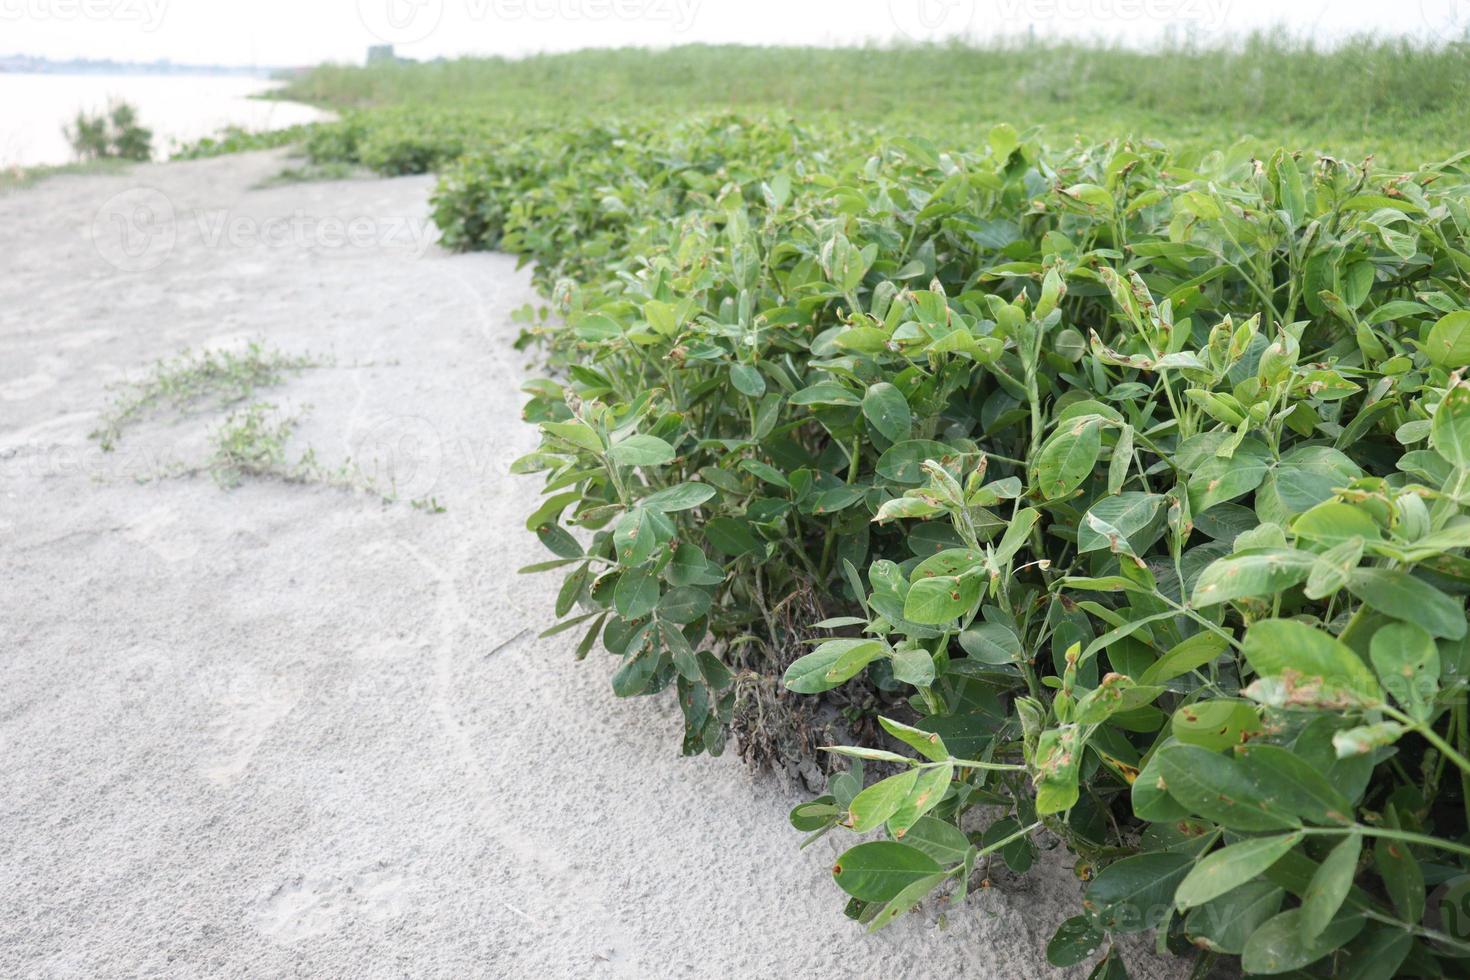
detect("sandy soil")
(0, 150), (1183, 978)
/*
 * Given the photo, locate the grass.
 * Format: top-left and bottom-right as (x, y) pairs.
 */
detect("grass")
(93, 341), (321, 451)
(256, 160), (371, 187)
(0, 157), (134, 194)
(278, 34), (1470, 167)
(206, 402), (317, 488)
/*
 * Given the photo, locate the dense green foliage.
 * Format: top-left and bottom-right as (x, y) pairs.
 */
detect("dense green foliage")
(173, 124), (312, 160)
(281, 37), (1470, 167)
(437, 113), (1470, 975)
(259, 38), (1470, 977)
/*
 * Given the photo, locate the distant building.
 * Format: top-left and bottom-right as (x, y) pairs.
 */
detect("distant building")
(367, 45), (396, 65)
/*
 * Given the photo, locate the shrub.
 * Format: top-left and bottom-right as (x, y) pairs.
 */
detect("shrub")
(65, 100), (152, 162)
(174, 124), (312, 160)
(445, 114), (1470, 975)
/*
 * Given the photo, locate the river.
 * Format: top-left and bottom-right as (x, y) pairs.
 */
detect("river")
(0, 73), (328, 169)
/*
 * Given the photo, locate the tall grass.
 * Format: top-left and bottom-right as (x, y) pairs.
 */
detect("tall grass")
(278, 34), (1470, 165)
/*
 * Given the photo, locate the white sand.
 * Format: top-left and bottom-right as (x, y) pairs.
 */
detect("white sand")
(0, 151), (1183, 978)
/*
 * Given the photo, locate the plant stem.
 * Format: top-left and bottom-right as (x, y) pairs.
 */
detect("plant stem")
(1306, 823), (1470, 861)
(1384, 704), (1470, 783)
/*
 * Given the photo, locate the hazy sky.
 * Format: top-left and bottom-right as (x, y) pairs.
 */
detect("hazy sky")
(3, 0), (1465, 67)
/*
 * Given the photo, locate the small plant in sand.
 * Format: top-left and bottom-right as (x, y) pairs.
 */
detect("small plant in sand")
(93, 341), (321, 451)
(205, 402), (316, 488)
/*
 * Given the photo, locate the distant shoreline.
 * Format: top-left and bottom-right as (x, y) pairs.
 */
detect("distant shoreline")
(0, 57), (297, 78)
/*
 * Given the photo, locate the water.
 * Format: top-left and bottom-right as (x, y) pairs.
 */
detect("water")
(0, 74), (329, 169)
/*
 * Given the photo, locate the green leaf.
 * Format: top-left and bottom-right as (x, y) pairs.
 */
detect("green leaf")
(729, 362), (766, 397)
(1074, 674), (1164, 725)
(666, 542), (724, 586)
(1132, 744), (1191, 822)
(1082, 851), (1192, 933)
(847, 769), (919, 832)
(879, 716), (948, 762)
(657, 586), (711, 624)
(902, 815), (970, 865)
(1374, 830), (1424, 922)
(613, 507), (657, 565)
(831, 841), (943, 903)
(1184, 880), (1284, 955)
(614, 567), (660, 620)
(890, 645), (937, 687)
(1188, 450), (1269, 513)
(886, 762), (952, 835)
(1338, 926), (1412, 980)
(1369, 621), (1440, 721)
(862, 382), (911, 442)
(1241, 908), (1365, 975)
(1175, 833), (1302, 910)
(1348, 567), (1467, 639)
(704, 516), (762, 557)
(1305, 536), (1365, 600)
(865, 872), (946, 932)
(1037, 415), (1102, 499)
(783, 638), (883, 694)
(959, 621), (1022, 664)
(542, 418), (602, 452)
(1293, 502), (1381, 548)
(1240, 619), (1382, 708)
(1033, 726), (1083, 814)
(1171, 699), (1262, 751)
(640, 482), (716, 512)
(1140, 632), (1228, 686)
(903, 575), (978, 625)
(1235, 743), (1355, 826)
(534, 521), (583, 559)
(1300, 833), (1361, 942)
(876, 440), (959, 484)
(1432, 381), (1470, 469)
(1047, 915), (1105, 968)
(1426, 311), (1470, 368)
(1078, 492), (1163, 554)
(826, 639), (888, 684)
(995, 507), (1040, 564)
(1190, 549), (1314, 607)
(607, 433), (676, 466)
(1155, 744), (1300, 832)
(1086, 948), (1130, 980)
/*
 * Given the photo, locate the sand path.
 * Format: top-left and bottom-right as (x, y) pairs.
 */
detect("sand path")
(0, 151), (1178, 978)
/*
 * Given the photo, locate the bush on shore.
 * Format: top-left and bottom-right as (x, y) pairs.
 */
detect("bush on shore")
(254, 39), (1470, 976)
(438, 114), (1470, 976)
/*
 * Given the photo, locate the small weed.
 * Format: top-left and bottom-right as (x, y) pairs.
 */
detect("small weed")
(206, 402), (305, 488)
(93, 341), (321, 450)
(259, 161), (370, 187)
(409, 496), (447, 514)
